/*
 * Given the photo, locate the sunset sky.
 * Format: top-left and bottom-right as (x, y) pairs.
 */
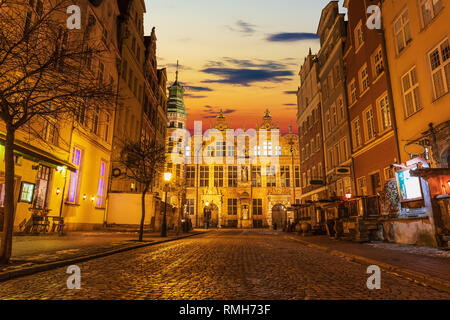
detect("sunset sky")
(143, 0), (346, 133)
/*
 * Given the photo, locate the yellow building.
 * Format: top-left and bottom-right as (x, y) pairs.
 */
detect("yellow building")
(382, 0), (449, 167)
(176, 110), (301, 229)
(1, 0), (120, 231)
(381, 0), (449, 245)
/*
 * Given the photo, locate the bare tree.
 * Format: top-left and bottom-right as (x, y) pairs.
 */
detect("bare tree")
(0, 0), (117, 264)
(118, 139), (166, 241)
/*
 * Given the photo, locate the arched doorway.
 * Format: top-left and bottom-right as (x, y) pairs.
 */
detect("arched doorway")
(271, 204), (287, 229)
(203, 203), (219, 228)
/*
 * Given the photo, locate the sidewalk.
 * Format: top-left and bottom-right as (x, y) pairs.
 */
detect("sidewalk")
(0, 229), (205, 281)
(287, 234), (450, 293)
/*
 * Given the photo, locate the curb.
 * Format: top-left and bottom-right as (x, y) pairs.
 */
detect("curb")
(0, 232), (207, 283)
(287, 235), (450, 294)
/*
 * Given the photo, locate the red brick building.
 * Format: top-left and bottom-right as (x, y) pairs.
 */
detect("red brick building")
(343, 0), (400, 196)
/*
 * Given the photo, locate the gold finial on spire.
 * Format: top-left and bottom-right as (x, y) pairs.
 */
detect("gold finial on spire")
(175, 60), (179, 83)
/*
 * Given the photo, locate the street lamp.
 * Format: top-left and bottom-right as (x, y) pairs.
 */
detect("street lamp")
(161, 172), (172, 237)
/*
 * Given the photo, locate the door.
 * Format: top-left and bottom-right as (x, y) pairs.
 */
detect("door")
(271, 204), (286, 229)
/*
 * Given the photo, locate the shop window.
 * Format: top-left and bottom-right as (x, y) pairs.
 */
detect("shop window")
(19, 182), (35, 204)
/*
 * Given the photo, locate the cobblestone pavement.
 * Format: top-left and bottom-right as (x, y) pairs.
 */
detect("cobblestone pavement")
(0, 230), (449, 300)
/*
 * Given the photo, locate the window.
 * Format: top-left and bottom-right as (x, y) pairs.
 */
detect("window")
(96, 161), (107, 208)
(253, 145), (261, 157)
(251, 166), (262, 187)
(200, 166), (209, 187)
(394, 10), (412, 53)
(262, 141), (273, 156)
(328, 148), (334, 169)
(206, 145), (215, 158)
(187, 199), (195, 215)
(216, 141), (226, 157)
(45, 121), (59, 146)
(420, 0), (443, 27)
(337, 180), (344, 196)
(340, 138), (348, 162)
(401, 67), (422, 117)
(227, 145), (235, 157)
(228, 166), (238, 187)
(228, 199), (238, 215)
(337, 96), (344, 121)
(307, 170), (311, 186)
(334, 143), (341, 165)
(186, 166), (196, 187)
(281, 166), (291, 187)
(428, 39), (450, 99)
(252, 199), (263, 216)
(266, 166), (277, 187)
(318, 162), (323, 179)
(372, 47), (384, 78)
(331, 105), (337, 126)
(370, 172), (382, 194)
(316, 134), (321, 152)
(275, 145), (282, 156)
(295, 166), (301, 188)
(325, 111), (331, 134)
(359, 64), (369, 93)
(176, 164), (181, 179)
(302, 172), (307, 188)
(185, 145), (191, 158)
(305, 144), (310, 159)
(214, 166), (224, 187)
(378, 94), (392, 131)
(364, 107), (375, 141)
(92, 106), (99, 135)
(352, 118), (362, 148)
(354, 21), (364, 50)
(348, 79), (357, 105)
(67, 147), (83, 204)
(384, 167), (395, 180)
(19, 182), (35, 203)
(357, 176), (367, 196)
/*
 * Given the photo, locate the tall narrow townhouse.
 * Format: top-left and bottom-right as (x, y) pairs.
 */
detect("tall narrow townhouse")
(343, 0), (400, 198)
(110, 0), (146, 194)
(297, 51), (328, 203)
(106, 0), (148, 226)
(381, 0), (449, 246)
(61, 0), (121, 230)
(317, 1), (354, 199)
(382, 0), (449, 168)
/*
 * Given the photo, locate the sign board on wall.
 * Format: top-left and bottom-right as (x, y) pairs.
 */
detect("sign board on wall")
(395, 158), (429, 202)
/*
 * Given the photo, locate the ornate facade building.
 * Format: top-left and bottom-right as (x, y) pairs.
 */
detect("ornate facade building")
(179, 110), (301, 229)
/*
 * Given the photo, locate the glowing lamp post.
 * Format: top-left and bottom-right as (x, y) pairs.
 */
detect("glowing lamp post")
(161, 172), (172, 237)
(345, 193), (352, 200)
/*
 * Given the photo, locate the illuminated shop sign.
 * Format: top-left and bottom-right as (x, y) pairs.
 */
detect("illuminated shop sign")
(395, 158), (428, 202)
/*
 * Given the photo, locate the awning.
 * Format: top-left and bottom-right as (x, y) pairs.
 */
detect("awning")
(0, 133), (76, 172)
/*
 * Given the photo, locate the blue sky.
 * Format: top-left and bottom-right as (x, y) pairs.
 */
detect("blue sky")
(143, 0), (346, 131)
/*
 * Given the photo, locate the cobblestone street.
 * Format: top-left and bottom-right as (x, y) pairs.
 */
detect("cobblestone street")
(0, 230), (449, 300)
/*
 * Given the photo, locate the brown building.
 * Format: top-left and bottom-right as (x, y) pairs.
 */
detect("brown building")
(297, 51), (328, 202)
(317, 1), (354, 198)
(343, 0), (400, 196)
